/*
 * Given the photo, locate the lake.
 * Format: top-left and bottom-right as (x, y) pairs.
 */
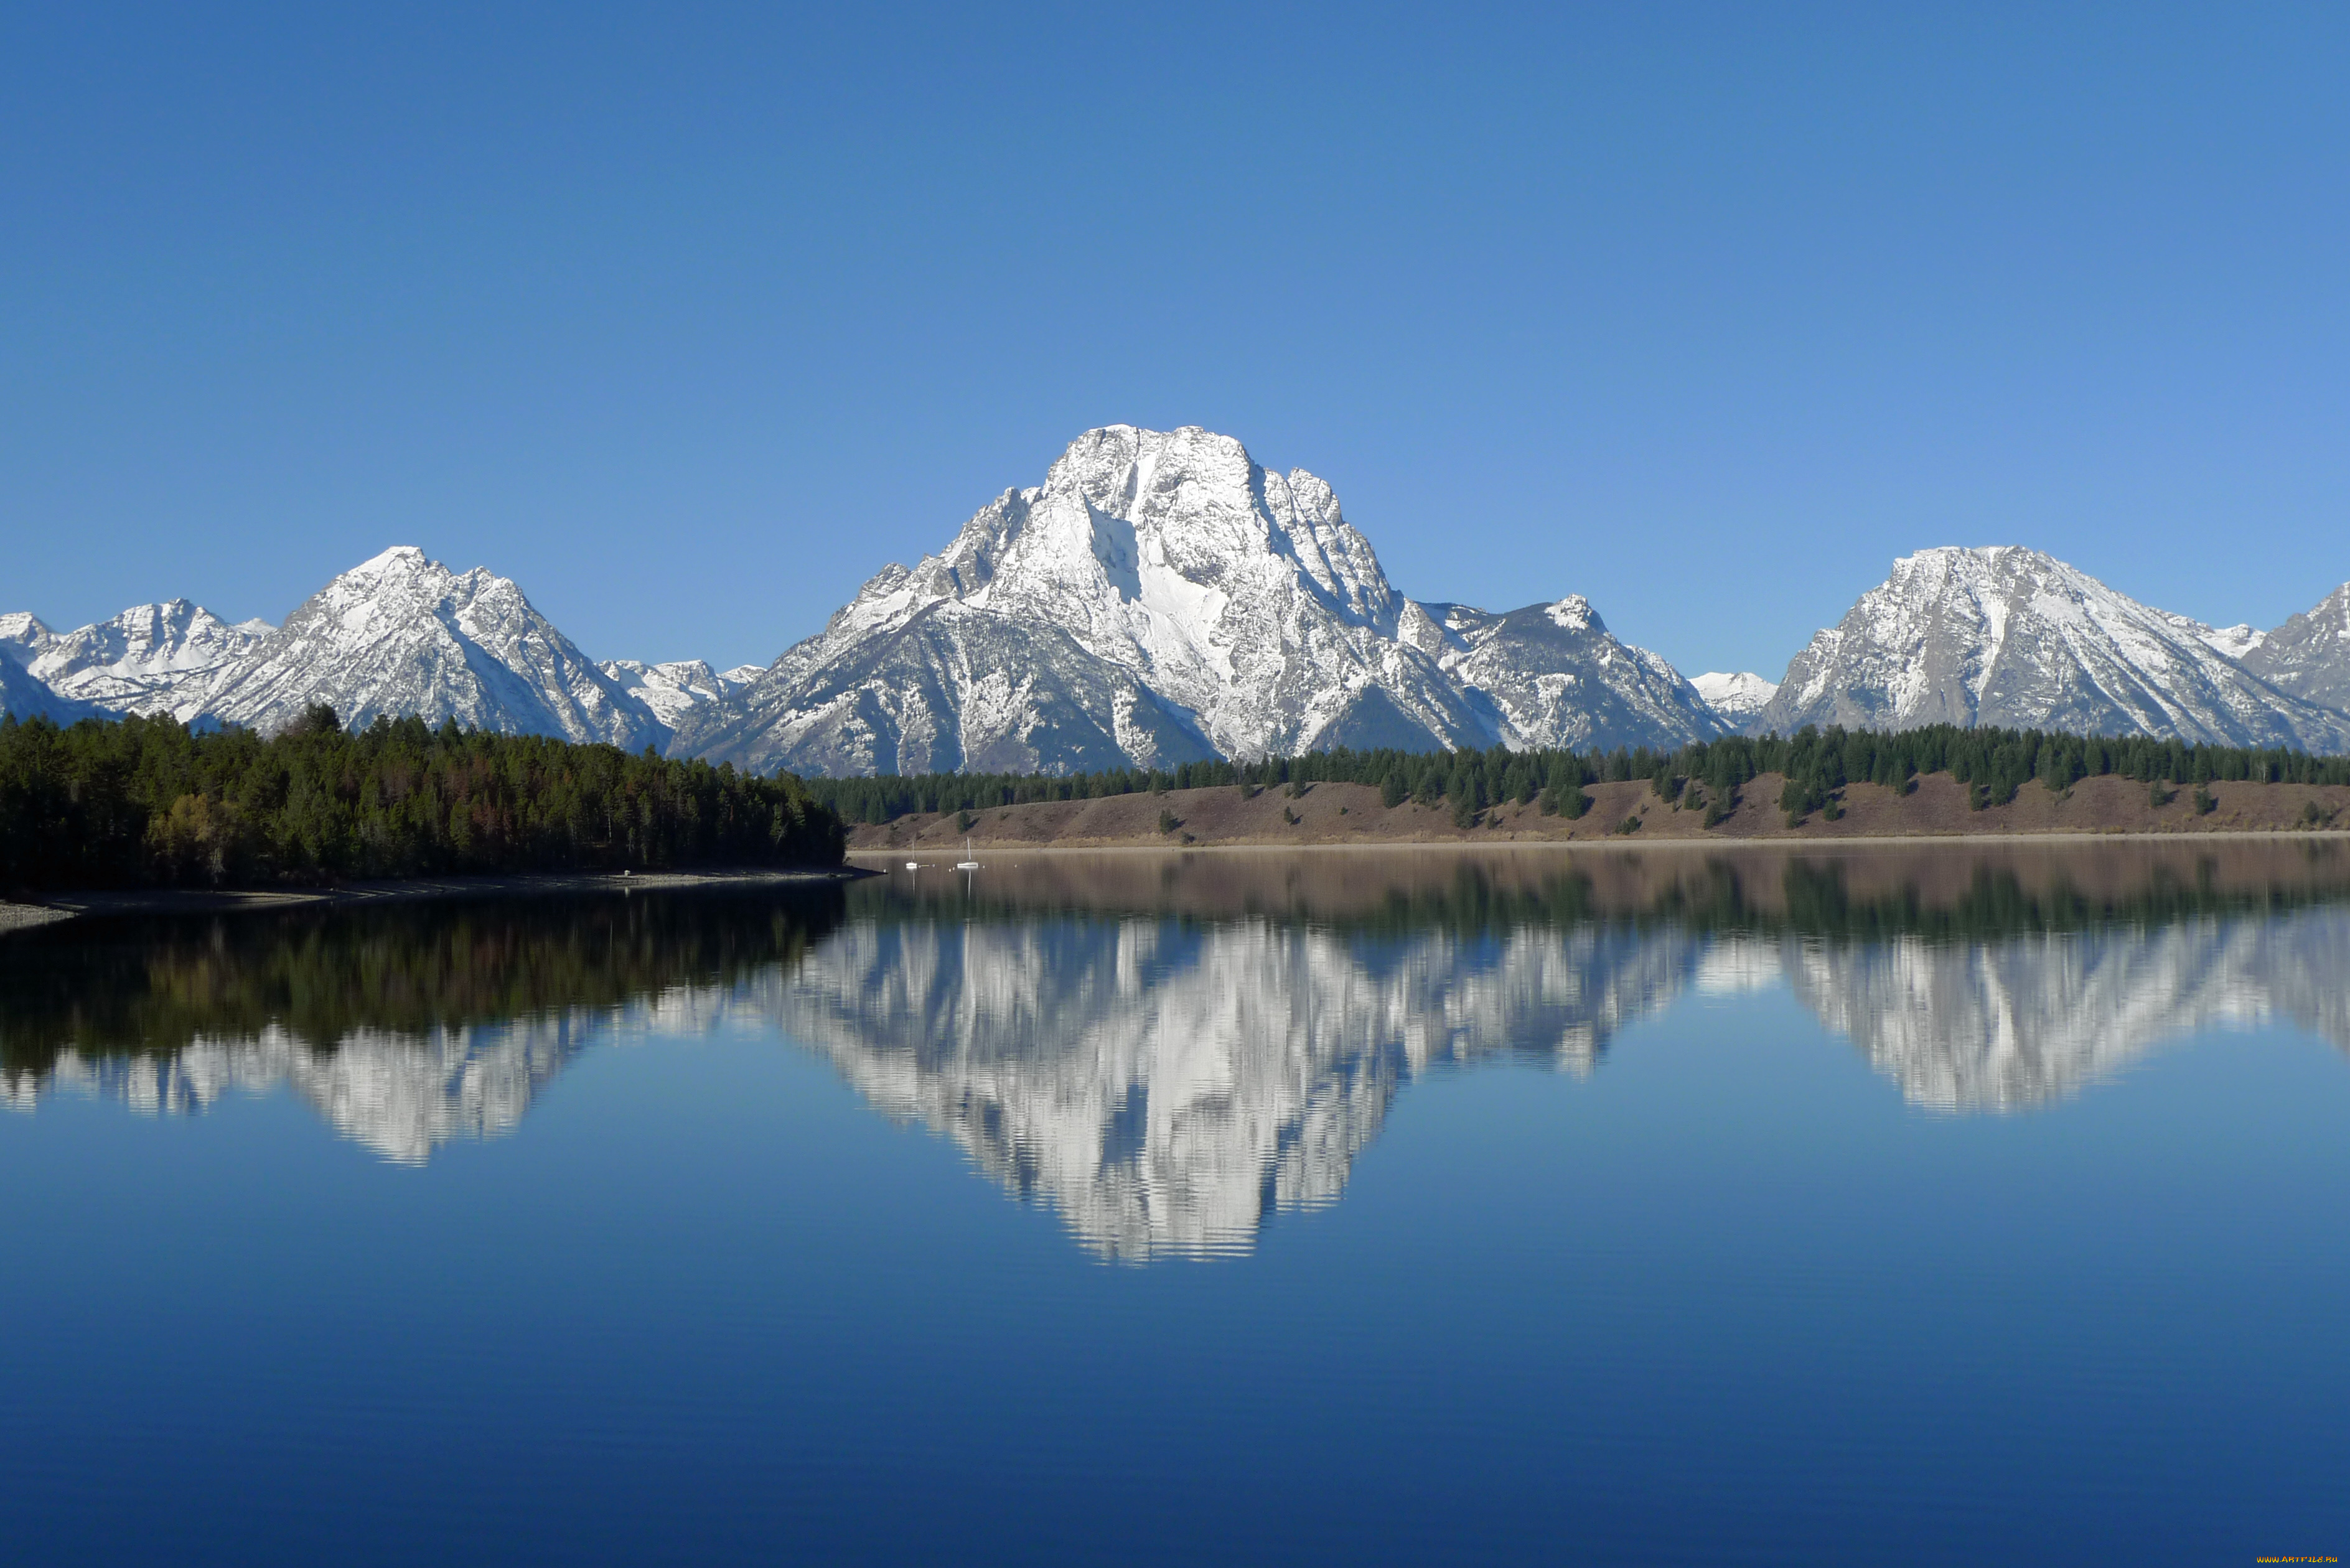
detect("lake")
(3, 842), (2346, 1566)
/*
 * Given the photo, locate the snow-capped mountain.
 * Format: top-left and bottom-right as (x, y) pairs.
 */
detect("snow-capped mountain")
(675, 426), (1720, 776)
(598, 659), (761, 732)
(1403, 597), (1727, 753)
(16, 600), (270, 716)
(0, 612), (51, 667)
(1692, 671), (1779, 727)
(2243, 581), (2350, 715)
(1759, 546), (2350, 750)
(0, 653), (93, 723)
(200, 547), (666, 746)
(1, 615), (85, 722)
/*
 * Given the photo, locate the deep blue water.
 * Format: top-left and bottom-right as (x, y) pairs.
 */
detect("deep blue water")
(2, 844), (2346, 1566)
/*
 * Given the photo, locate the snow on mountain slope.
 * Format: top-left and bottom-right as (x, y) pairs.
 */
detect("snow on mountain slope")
(1402, 597), (1726, 750)
(0, 614), (87, 720)
(680, 592), (1227, 776)
(200, 547), (665, 746)
(0, 612), (52, 668)
(21, 600), (270, 716)
(1759, 546), (2350, 750)
(0, 655), (95, 722)
(2243, 581), (2350, 714)
(1692, 671), (1779, 729)
(2201, 623), (2267, 661)
(597, 659), (756, 733)
(676, 426), (1717, 775)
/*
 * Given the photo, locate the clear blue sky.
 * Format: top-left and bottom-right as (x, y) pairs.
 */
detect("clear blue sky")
(6, 3), (2348, 676)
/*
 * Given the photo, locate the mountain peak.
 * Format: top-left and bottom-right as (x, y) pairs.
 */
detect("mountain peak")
(1692, 671), (1779, 722)
(0, 612), (54, 667)
(2241, 579), (2350, 713)
(199, 549), (660, 746)
(354, 544), (433, 573)
(1545, 595), (1598, 633)
(1762, 548), (2350, 749)
(677, 426), (1721, 775)
(18, 598), (269, 716)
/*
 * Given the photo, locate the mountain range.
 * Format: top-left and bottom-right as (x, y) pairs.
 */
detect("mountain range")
(6, 426), (2349, 770)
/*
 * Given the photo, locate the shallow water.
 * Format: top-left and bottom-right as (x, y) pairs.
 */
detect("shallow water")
(3, 844), (2347, 1565)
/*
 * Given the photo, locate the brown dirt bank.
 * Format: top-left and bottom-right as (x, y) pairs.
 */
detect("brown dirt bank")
(0, 865), (868, 932)
(848, 772), (2350, 854)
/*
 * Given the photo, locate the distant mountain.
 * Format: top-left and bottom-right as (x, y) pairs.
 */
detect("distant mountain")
(0, 612), (52, 667)
(598, 659), (761, 732)
(1691, 671), (1779, 727)
(1, 614), (88, 721)
(200, 547), (665, 747)
(1759, 546), (2350, 750)
(10, 491), (2350, 770)
(0, 653), (93, 723)
(2243, 581), (2350, 716)
(1403, 597), (1726, 754)
(16, 599), (269, 717)
(675, 426), (1721, 776)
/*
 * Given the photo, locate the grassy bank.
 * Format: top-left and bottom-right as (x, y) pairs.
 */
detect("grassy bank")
(848, 770), (2349, 851)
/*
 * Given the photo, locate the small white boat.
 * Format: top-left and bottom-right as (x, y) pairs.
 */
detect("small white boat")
(904, 861), (919, 870)
(955, 836), (981, 871)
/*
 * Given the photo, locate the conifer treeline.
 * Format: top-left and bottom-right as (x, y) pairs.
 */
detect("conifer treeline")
(805, 725), (2350, 828)
(0, 707), (844, 891)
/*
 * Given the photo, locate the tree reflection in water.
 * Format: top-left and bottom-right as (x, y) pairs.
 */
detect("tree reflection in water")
(6, 842), (2349, 1254)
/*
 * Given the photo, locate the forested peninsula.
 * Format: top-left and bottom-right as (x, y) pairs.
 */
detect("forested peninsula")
(0, 707), (845, 893)
(818, 726), (2350, 849)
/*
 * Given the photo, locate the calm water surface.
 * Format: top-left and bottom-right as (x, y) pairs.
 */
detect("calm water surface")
(3, 843), (2347, 1565)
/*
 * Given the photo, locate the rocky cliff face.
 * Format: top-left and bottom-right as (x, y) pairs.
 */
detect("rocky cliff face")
(676, 426), (1721, 775)
(1760, 546), (2350, 749)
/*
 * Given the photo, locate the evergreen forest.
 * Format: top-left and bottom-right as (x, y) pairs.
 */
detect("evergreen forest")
(0, 707), (844, 892)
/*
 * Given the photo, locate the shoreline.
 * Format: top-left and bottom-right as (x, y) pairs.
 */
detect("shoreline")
(0, 865), (868, 933)
(853, 828), (2350, 859)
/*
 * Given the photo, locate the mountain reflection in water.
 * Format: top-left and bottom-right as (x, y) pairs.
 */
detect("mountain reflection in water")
(5, 843), (2348, 1256)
